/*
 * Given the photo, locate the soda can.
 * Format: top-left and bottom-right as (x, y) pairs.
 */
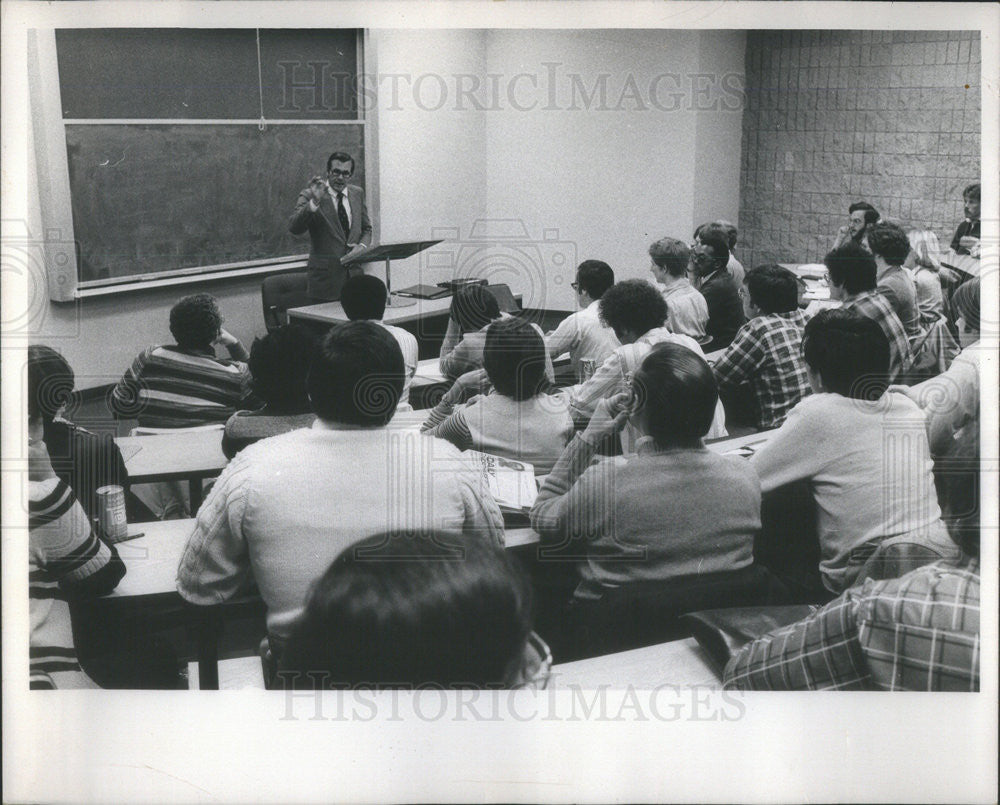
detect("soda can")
(96, 485), (128, 542)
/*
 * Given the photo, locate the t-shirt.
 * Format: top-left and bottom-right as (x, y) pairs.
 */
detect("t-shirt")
(545, 300), (621, 380)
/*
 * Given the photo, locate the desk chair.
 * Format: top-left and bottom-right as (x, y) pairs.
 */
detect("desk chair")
(262, 272), (310, 332)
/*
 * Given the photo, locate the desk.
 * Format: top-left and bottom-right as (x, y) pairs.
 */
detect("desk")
(288, 295), (456, 327)
(780, 262), (830, 301)
(551, 637), (720, 688)
(115, 429), (227, 511)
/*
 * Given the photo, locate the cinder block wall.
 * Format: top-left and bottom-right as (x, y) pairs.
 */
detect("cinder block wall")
(738, 30), (981, 268)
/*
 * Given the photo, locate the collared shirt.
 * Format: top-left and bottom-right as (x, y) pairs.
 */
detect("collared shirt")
(177, 422), (504, 640)
(713, 309), (811, 429)
(844, 291), (912, 382)
(876, 264), (921, 337)
(658, 278), (709, 339)
(309, 181), (352, 226)
(544, 300), (621, 379)
(723, 557), (980, 691)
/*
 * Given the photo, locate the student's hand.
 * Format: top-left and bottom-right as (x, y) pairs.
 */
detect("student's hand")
(455, 369), (491, 400)
(307, 176), (327, 205)
(28, 418), (57, 482)
(959, 236), (981, 258)
(582, 392), (631, 443)
(886, 384), (918, 402)
(214, 328), (240, 348)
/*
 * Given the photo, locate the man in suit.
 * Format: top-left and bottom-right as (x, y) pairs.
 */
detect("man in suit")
(693, 233), (745, 352)
(289, 151), (373, 302)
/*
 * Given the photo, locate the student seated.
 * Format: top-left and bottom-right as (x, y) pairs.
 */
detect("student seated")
(531, 343), (759, 602)
(439, 284), (553, 383)
(277, 532), (550, 689)
(725, 420), (980, 691)
(824, 242), (911, 383)
(111, 293), (255, 428)
(950, 182), (981, 257)
(695, 220), (745, 285)
(28, 422), (125, 688)
(567, 279), (726, 449)
(28, 344), (131, 521)
(178, 321), (503, 648)
(904, 228), (946, 327)
(868, 222), (922, 338)
(222, 324), (318, 459)
(341, 274), (419, 410)
(749, 309), (955, 596)
(713, 265), (811, 430)
(692, 232), (745, 351)
(891, 278), (982, 457)
(647, 237), (709, 341)
(544, 259), (620, 381)
(832, 200), (879, 252)
(423, 318), (574, 475)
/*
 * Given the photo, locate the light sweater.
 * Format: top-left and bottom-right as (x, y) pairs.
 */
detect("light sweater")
(531, 434), (759, 598)
(750, 392), (949, 592)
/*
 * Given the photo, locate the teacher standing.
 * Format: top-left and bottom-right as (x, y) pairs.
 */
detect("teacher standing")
(289, 151), (373, 302)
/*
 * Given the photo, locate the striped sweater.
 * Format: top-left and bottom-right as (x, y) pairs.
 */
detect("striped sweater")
(111, 344), (254, 428)
(29, 478), (125, 688)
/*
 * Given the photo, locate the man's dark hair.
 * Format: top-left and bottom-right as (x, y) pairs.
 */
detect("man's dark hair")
(248, 325), (318, 414)
(278, 532), (533, 689)
(483, 318), (548, 402)
(802, 308), (889, 400)
(963, 182), (980, 202)
(27, 344), (74, 422)
(169, 293), (222, 350)
(648, 238), (690, 278)
(848, 201), (880, 225)
(632, 343), (718, 448)
(866, 222), (912, 266)
(326, 151), (355, 173)
(450, 285), (500, 333)
(699, 221), (738, 250)
(575, 260), (615, 299)
(341, 274), (388, 321)
(599, 279), (668, 339)
(824, 242), (877, 295)
(307, 321), (404, 426)
(745, 265), (800, 314)
(697, 232), (731, 268)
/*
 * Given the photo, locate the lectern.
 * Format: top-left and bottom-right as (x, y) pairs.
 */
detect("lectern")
(342, 240), (443, 307)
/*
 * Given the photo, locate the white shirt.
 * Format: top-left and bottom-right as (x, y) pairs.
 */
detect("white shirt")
(378, 321), (419, 411)
(544, 300), (621, 381)
(308, 181), (352, 227)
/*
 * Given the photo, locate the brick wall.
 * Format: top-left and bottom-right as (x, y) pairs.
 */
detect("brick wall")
(737, 30), (981, 269)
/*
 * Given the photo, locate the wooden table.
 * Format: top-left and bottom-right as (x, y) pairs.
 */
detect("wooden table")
(115, 429), (228, 511)
(551, 637), (720, 688)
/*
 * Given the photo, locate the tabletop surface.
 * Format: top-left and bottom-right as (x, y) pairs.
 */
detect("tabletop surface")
(288, 295), (456, 326)
(115, 429), (228, 481)
(551, 636), (720, 688)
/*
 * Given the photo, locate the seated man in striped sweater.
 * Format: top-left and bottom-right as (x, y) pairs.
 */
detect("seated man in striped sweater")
(111, 293), (256, 428)
(28, 418), (125, 688)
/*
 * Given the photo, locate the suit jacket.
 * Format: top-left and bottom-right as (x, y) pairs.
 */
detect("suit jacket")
(699, 270), (746, 352)
(288, 183), (373, 301)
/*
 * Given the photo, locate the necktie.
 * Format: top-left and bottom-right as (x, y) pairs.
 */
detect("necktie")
(336, 191), (350, 235)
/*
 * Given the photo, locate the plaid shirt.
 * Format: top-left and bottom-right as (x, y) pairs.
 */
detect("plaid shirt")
(713, 310), (811, 429)
(723, 557), (980, 691)
(844, 291), (912, 383)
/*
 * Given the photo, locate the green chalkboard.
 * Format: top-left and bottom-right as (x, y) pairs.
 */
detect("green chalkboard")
(66, 123), (365, 283)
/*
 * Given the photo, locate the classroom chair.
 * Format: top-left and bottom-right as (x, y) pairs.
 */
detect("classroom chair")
(261, 272), (310, 332)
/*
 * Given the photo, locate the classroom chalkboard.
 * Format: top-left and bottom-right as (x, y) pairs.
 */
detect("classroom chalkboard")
(66, 123), (365, 283)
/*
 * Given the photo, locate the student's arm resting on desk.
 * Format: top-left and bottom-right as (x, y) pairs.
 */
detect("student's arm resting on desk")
(176, 454), (253, 604)
(530, 396), (626, 539)
(747, 396), (827, 492)
(421, 369), (490, 432)
(567, 350), (626, 424)
(544, 312), (578, 359)
(723, 588), (868, 690)
(30, 477), (126, 597)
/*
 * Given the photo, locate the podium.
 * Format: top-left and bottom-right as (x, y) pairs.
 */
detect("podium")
(342, 240), (443, 307)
